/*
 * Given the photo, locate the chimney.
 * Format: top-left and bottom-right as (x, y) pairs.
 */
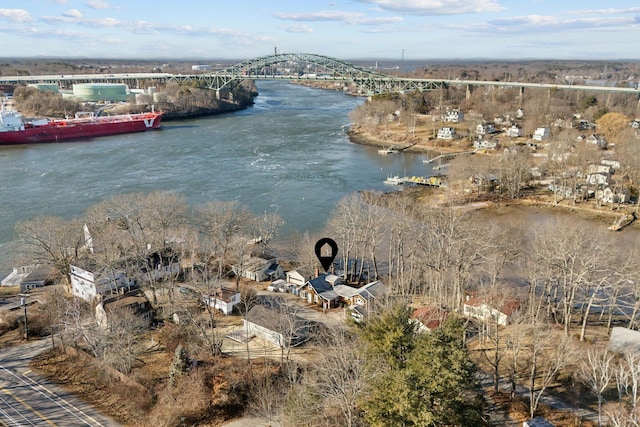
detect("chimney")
(314, 266), (319, 278)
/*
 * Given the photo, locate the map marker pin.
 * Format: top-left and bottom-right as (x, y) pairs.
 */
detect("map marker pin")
(314, 237), (338, 273)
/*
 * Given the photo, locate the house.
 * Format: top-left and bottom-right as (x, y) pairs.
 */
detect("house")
(596, 186), (630, 204)
(532, 127), (549, 141)
(506, 125), (523, 137)
(141, 249), (180, 282)
(631, 119), (640, 129)
(443, 108), (464, 123)
(601, 159), (621, 170)
(299, 273), (343, 309)
(333, 280), (386, 321)
(476, 123), (495, 135)
(412, 306), (448, 332)
(69, 261), (135, 302)
(202, 286), (241, 315)
(1, 265), (32, 287)
(463, 294), (520, 326)
(585, 134), (607, 149)
(96, 289), (153, 329)
(285, 270), (307, 288)
(577, 119), (596, 131)
(609, 327), (640, 355)
(232, 256), (284, 282)
(2, 265), (55, 291)
(585, 172), (610, 186)
(19, 266), (56, 292)
(473, 138), (499, 150)
(437, 127), (456, 140)
(243, 304), (310, 348)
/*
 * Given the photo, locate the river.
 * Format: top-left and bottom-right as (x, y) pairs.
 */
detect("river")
(0, 81), (435, 268)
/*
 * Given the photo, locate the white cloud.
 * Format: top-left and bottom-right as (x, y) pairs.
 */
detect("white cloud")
(281, 24), (314, 33)
(0, 9), (32, 23)
(63, 9), (83, 19)
(274, 10), (401, 26)
(462, 14), (638, 34)
(355, 0), (504, 15)
(86, 0), (112, 9)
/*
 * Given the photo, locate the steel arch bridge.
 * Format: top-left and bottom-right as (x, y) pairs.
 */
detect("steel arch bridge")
(167, 53), (444, 96)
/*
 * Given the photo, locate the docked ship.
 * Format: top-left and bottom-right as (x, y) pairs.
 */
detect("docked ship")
(0, 107), (163, 145)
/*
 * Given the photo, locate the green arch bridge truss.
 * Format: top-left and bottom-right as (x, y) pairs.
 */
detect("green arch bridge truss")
(167, 53), (444, 96)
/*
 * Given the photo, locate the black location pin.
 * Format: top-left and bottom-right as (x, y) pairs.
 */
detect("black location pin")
(314, 237), (338, 273)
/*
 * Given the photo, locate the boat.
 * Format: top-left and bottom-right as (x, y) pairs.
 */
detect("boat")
(0, 106), (163, 145)
(383, 174), (405, 185)
(378, 146), (399, 155)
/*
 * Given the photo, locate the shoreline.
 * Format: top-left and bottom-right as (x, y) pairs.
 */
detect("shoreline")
(347, 129), (470, 156)
(347, 129), (640, 231)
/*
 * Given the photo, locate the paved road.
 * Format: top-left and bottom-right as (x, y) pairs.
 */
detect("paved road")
(0, 340), (120, 427)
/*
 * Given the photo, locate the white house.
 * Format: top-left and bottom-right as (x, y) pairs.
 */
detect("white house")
(532, 127), (549, 141)
(285, 270), (307, 288)
(585, 134), (607, 148)
(473, 139), (499, 150)
(232, 256), (284, 282)
(601, 159), (621, 170)
(596, 186), (630, 204)
(69, 262), (134, 302)
(463, 294), (520, 326)
(476, 123), (495, 135)
(506, 125), (523, 138)
(437, 127), (456, 140)
(443, 108), (464, 123)
(202, 287), (241, 315)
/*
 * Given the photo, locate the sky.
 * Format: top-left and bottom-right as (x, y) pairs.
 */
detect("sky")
(1, 1), (639, 61)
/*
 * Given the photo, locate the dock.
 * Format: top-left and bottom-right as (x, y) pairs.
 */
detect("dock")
(423, 150), (476, 164)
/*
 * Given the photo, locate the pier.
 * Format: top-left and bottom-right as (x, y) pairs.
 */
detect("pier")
(423, 150), (476, 164)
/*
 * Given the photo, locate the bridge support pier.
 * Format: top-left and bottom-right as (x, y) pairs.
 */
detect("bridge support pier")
(519, 86), (525, 105)
(466, 84), (473, 100)
(215, 90), (220, 100)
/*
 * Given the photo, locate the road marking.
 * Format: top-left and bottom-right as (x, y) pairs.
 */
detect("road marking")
(1, 385), (57, 426)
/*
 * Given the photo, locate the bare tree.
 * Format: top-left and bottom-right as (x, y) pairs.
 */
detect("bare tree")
(524, 325), (577, 418)
(313, 328), (372, 427)
(15, 216), (86, 283)
(580, 348), (614, 427)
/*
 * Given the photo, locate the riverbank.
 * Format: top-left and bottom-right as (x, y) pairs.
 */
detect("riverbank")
(347, 128), (470, 156)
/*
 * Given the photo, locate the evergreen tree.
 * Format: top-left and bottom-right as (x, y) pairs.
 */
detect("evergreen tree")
(360, 312), (486, 426)
(168, 344), (190, 386)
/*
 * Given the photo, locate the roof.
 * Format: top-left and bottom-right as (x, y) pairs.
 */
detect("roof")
(413, 306), (448, 330)
(306, 274), (335, 294)
(609, 327), (640, 355)
(22, 266), (56, 284)
(103, 291), (149, 312)
(246, 304), (306, 331)
(333, 280), (385, 301)
(264, 263), (280, 275)
(207, 286), (240, 303)
(464, 294), (521, 316)
(318, 290), (339, 301)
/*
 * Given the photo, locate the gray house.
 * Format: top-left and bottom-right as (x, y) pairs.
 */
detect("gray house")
(243, 305), (310, 348)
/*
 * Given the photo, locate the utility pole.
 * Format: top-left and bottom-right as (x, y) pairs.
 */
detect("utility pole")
(20, 297), (29, 341)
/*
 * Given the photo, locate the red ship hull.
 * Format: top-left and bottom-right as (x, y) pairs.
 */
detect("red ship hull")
(0, 112), (163, 145)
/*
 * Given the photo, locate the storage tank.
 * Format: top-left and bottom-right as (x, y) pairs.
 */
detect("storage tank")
(72, 83), (129, 102)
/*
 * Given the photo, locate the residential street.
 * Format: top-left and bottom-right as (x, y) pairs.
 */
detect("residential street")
(0, 339), (120, 427)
